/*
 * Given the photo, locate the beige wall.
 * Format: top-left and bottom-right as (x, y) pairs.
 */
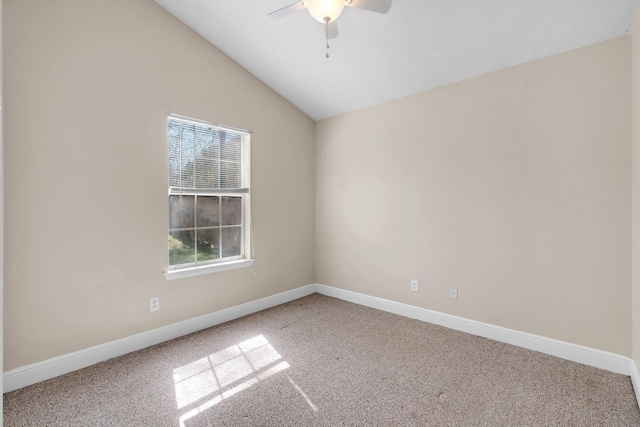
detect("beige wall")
(633, 6), (640, 367)
(316, 37), (632, 355)
(3, 0), (315, 370)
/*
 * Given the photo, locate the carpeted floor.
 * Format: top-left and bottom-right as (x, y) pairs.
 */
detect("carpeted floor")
(4, 294), (640, 426)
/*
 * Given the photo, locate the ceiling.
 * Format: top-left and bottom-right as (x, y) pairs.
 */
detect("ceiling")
(155, 0), (637, 121)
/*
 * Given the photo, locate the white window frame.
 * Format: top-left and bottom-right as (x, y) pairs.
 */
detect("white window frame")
(164, 114), (253, 280)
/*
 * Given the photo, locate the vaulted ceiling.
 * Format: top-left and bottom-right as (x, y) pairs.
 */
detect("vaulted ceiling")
(155, 0), (637, 120)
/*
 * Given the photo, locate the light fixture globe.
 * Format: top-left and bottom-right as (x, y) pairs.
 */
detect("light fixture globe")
(306, 0), (345, 23)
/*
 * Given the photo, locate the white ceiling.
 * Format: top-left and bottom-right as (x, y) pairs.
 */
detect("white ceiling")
(155, 0), (637, 121)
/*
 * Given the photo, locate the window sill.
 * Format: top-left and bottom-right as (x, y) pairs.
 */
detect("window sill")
(164, 259), (254, 281)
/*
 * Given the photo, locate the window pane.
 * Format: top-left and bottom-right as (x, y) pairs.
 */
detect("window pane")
(195, 158), (218, 189)
(221, 197), (242, 226)
(197, 228), (220, 261)
(220, 132), (241, 189)
(168, 121), (182, 188)
(169, 230), (195, 265)
(197, 196), (219, 227)
(222, 227), (241, 257)
(170, 195), (194, 229)
(220, 132), (241, 163)
(220, 160), (241, 189)
(180, 123), (196, 188)
(195, 126), (219, 189)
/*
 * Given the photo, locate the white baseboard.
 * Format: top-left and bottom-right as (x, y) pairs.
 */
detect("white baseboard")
(4, 283), (637, 399)
(631, 359), (640, 406)
(3, 284), (316, 393)
(314, 284), (633, 376)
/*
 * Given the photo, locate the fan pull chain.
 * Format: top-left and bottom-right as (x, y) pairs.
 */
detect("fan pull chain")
(325, 17), (330, 58)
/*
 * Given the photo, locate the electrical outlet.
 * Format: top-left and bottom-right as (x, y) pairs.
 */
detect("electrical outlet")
(411, 280), (419, 292)
(448, 287), (458, 300)
(149, 296), (160, 312)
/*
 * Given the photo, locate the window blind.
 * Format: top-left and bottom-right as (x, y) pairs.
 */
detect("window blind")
(168, 114), (250, 193)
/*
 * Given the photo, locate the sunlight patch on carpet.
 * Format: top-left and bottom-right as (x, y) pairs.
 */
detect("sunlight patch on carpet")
(287, 376), (318, 412)
(173, 334), (290, 426)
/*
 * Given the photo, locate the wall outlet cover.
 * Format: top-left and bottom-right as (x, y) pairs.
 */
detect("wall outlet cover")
(411, 280), (419, 292)
(149, 296), (160, 312)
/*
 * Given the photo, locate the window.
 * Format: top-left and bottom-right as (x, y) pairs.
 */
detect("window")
(166, 114), (252, 279)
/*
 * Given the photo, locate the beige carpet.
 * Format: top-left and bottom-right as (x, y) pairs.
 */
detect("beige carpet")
(4, 294), (640, 426)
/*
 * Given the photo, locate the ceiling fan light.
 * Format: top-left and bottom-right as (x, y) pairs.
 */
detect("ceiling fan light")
(307, 0), (345, 23)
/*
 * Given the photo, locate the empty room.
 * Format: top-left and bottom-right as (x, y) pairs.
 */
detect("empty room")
(3, 0), (640, 425)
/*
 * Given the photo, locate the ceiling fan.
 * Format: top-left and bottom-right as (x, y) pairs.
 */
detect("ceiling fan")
(268, 0), (392, 58)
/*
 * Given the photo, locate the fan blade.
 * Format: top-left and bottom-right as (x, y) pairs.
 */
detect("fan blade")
(346, 0), (391, 14)
(324, 20), (339, 39)
(268, 0), (307, 20)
